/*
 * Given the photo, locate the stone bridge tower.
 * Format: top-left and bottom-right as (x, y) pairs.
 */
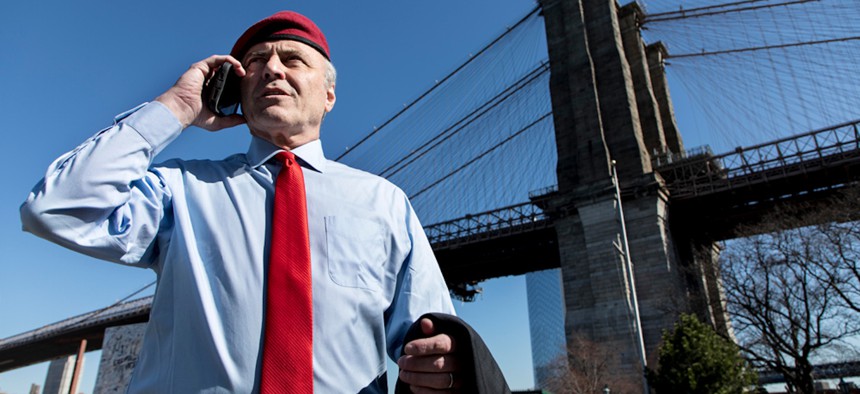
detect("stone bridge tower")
(538, 0), (728, 387)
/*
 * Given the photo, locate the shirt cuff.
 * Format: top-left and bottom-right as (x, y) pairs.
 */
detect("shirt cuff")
(121, 101), (184, 157)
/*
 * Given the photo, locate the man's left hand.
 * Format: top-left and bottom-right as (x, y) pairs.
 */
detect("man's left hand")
(397, 318), (461, 393)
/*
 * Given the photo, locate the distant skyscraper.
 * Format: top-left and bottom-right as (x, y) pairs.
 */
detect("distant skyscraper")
(526, 268), (567, 389)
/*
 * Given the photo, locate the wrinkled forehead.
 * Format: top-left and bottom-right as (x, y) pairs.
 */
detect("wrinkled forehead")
(241, 39), (328, 65)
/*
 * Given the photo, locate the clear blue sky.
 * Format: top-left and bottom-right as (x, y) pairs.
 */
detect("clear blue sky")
(0, 1), (542, 393)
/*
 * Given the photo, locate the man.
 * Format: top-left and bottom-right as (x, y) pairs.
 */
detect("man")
(21, 11), (463, 393)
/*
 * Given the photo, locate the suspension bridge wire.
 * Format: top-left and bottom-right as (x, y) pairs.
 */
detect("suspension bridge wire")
(333, 4), (554, 224)
(409, 112), (553, 200)
(787, 0), (830, 125)
(335, 6), (548, 176)
(645, 0), (781, 18)
(400, 71), (555, 220)
(668, 36), (860, 58)
(49, 280), (156, 332)
(334, 5), (541, 162)
(83, 280), (155, 319)
(639, 0), (859, 152)
(763, 6), (796, 136)
(643, 0), (818, 23)
(380, 62), (550, 179)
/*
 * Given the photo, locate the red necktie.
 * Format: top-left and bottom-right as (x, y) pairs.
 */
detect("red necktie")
(261, 151), (313, 393)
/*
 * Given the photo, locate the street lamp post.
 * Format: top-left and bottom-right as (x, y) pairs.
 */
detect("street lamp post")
(611, 160), (650, 394)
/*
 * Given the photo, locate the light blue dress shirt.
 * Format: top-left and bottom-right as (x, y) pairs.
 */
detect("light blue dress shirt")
(21, 102), (455, 393)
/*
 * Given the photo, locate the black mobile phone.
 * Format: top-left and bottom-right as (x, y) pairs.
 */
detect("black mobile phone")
(204, 62), (241, 116)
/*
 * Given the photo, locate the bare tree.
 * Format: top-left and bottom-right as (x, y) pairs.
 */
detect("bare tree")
(542, 334), (640, 394)
(768, 189), (860, 316)
(719, 191), (860, 393)
(810, 219), (860, 315)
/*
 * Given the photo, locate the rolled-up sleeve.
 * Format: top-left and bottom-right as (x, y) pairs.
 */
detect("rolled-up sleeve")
(21, 102), (183, 267)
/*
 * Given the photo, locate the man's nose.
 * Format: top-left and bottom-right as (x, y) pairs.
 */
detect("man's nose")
(263, 56), (286, 81)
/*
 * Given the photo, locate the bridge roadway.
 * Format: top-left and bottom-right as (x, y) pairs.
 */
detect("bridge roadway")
(2, 120), (860, 373)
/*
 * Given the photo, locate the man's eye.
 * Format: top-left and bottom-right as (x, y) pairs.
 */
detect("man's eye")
(282, 56), (304, 65)
(244, 57), (263, 67)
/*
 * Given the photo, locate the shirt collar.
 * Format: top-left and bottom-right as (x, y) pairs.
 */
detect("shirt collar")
(246, 136), (327, 173)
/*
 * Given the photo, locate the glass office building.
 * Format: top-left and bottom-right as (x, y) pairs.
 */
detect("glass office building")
(526, 268), (567, 389)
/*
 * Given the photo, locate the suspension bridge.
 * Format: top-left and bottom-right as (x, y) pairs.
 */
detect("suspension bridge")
(2, 0), (859, 391)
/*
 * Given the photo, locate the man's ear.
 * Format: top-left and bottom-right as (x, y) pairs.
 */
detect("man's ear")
(324, 84), (336, 113)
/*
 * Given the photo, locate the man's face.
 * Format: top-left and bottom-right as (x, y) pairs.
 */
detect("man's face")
(239, 40), (336, 149)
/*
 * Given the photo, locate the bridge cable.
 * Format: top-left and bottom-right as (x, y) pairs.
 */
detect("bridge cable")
(335, 5), (542, 161)
(667, 36), (860, 58)
(640, 0), (859, 149)
(643, 0), (818, 24)
(380, 62), (550, 178)
(409, 112), (552, 200)
(645, 0), (779, 18)
(327, 3), (553, 222)
(75, 280), (156, 324)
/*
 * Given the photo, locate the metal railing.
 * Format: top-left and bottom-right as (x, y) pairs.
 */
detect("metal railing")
(528, 184), (558, 200)
(657, 120), (860, 199)
(424, 120), (860, 244)
(652, 145), (714, 168)
(757, 360), (860, 384)
(425, 201), (552, 247)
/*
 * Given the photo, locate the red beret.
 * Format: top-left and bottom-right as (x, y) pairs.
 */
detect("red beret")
(231, 11), (330, 61)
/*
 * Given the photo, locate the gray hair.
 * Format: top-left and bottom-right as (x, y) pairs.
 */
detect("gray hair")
(324, 60), (337, 89)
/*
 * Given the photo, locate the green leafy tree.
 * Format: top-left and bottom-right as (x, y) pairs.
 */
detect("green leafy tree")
(647, 314), (757, 394)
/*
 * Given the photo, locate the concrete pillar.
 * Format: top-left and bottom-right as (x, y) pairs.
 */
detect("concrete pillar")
(42, 356), (74, 394)
(540, 0), (718, 388)
(619, 3), (668, 159)
(580, 0), (651, 179)
(620, 190), (688, 352)
(570, 198), (645, 378)
(540, 0), (612, 191)
(646, 42), (684, 155)
(68, 340), (87, 394)
(93, 323), (146, 394)
(672, 236), (733, 338)
(541, 0), (652, 384)
(699, 243), (732, 337)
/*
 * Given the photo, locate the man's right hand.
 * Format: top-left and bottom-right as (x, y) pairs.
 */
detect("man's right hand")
(155, 55), (246, 131)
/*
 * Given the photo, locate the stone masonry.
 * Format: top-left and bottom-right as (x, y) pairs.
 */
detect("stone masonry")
(539, 0), (727, 389)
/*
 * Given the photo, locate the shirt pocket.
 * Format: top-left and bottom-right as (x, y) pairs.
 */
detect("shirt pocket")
(324, 216), (386, 291)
